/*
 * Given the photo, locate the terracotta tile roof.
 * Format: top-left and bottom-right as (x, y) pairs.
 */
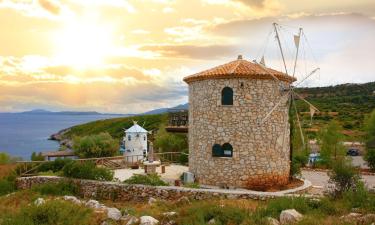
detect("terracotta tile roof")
(183, 55), (297, 84)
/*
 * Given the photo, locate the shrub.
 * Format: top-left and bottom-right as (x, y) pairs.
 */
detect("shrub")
(0, 152), (10, 164)
(73, 132), (119, 158)
(31, 152), (44, 161)
(365, 148), (375, 171)
(0, 174), (17, 196)
(327, 158), (361, 198)
(318, 121), (346, 167)
(0, 152), (21, 165)
(124, 174), (168, 186)
(1, 200), (93, 225)
(31, 180), (79, 196)
(62, 161), (113, 181)
(37, 158), (73, 173)
(342, 181), (375, 211)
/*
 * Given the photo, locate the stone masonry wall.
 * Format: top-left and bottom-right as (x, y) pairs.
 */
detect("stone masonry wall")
(188, 78), (291, 189)
(16, 176), (311, 201)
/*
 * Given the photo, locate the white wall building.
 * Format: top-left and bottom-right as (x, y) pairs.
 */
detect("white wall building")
(123, 122), (148, 161)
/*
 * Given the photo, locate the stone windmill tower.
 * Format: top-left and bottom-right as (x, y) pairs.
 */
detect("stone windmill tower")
(183, 55), (296, 189)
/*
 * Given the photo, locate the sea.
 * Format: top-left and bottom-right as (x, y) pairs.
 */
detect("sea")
(0, 113), (124, 160)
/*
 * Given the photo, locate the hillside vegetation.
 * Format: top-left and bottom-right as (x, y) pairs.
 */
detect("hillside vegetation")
(61, 114), (167, 141)
(295, 82), (375, 140)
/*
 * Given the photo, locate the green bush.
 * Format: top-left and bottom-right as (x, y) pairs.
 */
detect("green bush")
(1, 200), (93, 225)
(37, 158), (73, 173)
(62, 161), (113, 181)
(318, 121), (346, 167)
(0, 152), (21, 165)
(0, 174), (17, 196)
(31, 180), (79, 196)
(328, 158), (361, 198)
(342, 181), (375, 211)
(0, 152), (10, 165)
(365, 148), (375, 171)
(73, 132), (120, 158)
(124, 174), (168, 186)
(31, 152), (44, 161)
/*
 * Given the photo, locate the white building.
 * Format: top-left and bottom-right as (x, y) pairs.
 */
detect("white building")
(123, 122), (148, 162)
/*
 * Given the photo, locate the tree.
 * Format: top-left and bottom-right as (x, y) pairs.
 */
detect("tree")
(364, 109), (375, 171)
(73, 132), (120, 158)
(327, 158), (361, 198)
(154, 126), (188, 153)
(318, 120), (346, 166)
(0, 152), (10, 165)
(31, 152), (44, 161)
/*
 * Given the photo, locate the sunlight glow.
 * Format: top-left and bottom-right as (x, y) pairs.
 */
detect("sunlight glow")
(53, 21), (115, 68)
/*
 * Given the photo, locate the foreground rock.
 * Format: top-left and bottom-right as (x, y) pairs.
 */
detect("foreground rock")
(266, 217), (280, 225)
(140, 216), (159, 225)
(279, 209), (303, 224)
(85, 199), (103, 209)
(63, 195), (81, 204)
(34, 198), (45, 206)
(341, 213), (375, 224)
(125, 216), (139, 225)
(107, 207), (122, 221)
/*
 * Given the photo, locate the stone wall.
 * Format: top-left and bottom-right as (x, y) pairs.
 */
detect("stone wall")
(16, 176), (311, 201)
(188, 78), (291, 189)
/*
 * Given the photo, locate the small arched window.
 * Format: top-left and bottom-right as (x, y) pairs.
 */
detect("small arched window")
(128, 135), (131, 141)
(221, 87), (233, 105)
(222, 143), (233, 157)
(144, 135), (146, 141)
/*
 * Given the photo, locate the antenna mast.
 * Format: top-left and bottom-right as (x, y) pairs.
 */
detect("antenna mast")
(273, 23), (288, 75)
(292, 28), (303, 77)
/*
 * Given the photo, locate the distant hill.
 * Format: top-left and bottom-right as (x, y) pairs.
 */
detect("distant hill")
(19, 109), (129, 116)
(142, 103), (189, 115)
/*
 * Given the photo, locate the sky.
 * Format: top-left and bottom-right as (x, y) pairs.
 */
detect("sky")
(0, 0), (374, 113)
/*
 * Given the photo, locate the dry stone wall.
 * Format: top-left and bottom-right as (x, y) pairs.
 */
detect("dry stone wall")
(16, 176), (311, 201)
(188, 78), (291, 189)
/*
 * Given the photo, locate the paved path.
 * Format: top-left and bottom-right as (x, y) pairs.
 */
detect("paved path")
(302, 170), (375, 188)
(114, 164), (188, 182)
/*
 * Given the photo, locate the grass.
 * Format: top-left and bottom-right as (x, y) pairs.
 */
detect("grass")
(1, 187), (375, 225)
(31, 180), (80, 196)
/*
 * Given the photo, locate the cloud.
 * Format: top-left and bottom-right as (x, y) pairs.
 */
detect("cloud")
(233, 0), (265, 8)
(140, 44), (237, 59)
(131, 29), (151, 35)
(38, 0), (60, 15)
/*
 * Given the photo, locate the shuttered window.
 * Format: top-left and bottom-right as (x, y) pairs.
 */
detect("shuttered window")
(212, 143), (233, 157)
(221, 87), (233, 105)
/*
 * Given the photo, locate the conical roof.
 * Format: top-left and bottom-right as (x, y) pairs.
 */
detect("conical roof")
(183, 55), (296, 84)
(125, 123), (148, 133)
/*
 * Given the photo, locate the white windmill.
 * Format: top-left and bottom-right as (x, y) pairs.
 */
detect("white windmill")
(123, 121), (148, 162)
(254, 23), (320, 159)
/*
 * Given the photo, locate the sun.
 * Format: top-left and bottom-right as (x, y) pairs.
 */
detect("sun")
(53, 21), (114, 68)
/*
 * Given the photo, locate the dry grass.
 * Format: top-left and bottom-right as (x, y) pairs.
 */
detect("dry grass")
(0, 164), (17, 179)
